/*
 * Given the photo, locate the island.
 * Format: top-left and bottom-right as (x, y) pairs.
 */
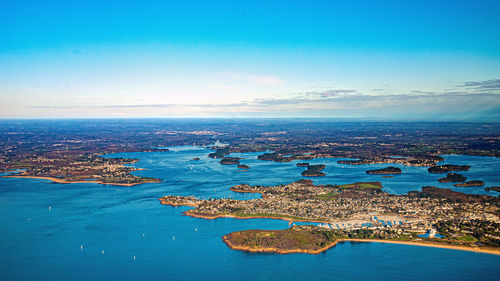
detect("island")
(258, 152), (292, 162)
(301, 164), (326, 177)
(338, 156), (443, 167)
(257, 152), (313, 163)
(366, 166), (402, 175)
(486, 187), (500, 192)
(296, 162), (310, 167)
(438, 173), (467, 183)
(208, 147), (230, 159)
(220, 157), (241, 165)
(454, 180), (485, 187)
(428, 164), (471, 173)
(159, 180), (500, 255)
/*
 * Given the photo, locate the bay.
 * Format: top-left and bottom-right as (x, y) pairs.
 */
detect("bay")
(1, 146), (499, 280)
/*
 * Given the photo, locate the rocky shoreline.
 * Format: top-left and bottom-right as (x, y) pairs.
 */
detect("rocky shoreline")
(222, 234), (338, 254)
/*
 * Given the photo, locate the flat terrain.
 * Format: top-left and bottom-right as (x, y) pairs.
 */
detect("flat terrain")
(2, 120), (499, 185)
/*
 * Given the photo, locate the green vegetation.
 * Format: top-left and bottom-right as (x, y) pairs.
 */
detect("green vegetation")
(224, 225), (344, 252)
(338, 182), (382, 189)
(347, 229), (373, 238)
(458, 235), (477, 242)
(314, 192), (338, 201)
(435, 219), (500, 247)
(224, 226), (437, 254)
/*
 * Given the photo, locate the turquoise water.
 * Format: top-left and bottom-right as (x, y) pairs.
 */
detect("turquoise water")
(1, 146), (499, 280)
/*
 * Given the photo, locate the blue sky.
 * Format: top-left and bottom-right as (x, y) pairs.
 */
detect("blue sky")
(1, 0), (499, 119)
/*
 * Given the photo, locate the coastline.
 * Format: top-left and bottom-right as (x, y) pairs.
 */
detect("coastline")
(158, 200), (326, 223)
(184, 210), (328, 223)
(229, 187), (264, 195)
(344, 239), (500, 256)
(2, 175), (150, 187)
(222, 235), (336, 254)
(159, 200), (201, 208)
(222, 236), (500, 256)
(159, 182), (500, 257)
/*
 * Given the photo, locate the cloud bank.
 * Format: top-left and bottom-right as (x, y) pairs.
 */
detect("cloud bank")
(15, 79), (500, 120)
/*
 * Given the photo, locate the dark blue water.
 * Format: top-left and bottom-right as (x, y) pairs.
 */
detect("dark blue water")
(1, 146), (499, 281)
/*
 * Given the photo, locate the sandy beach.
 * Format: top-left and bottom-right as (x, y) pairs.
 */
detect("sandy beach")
(343, 239), (500, 256)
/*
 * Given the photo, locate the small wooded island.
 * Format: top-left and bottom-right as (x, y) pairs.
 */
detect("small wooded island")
(366, 166), (402, 175)
(455, 180), (485, 187)
(220, 157), (241, 165)
(301, 164), (326, 177)
(428, 164), (471, 173)
(237, 164), (250, 170)
(438, 173), (467, 183)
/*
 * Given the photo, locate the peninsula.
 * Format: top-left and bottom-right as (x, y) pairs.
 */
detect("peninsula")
(2, 154), (160, 186)
(160, 180), (500, 255)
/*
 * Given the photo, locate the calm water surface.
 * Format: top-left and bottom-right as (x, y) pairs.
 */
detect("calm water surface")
(1, 146), (499, 280)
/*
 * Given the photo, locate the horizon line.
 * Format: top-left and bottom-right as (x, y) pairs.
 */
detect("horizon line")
(0, 117), (499, 123)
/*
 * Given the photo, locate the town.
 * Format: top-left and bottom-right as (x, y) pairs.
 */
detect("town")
(160, 179), (500, 252)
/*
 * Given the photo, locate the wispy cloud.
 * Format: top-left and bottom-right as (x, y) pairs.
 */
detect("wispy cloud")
(411, 90), (438, 95)
(247, 91), (500, 120)
(32, 102), (252, 110)
(301, 89), (358, 98)
(25, 78), (500, 120)
(456, 79), (500, 92)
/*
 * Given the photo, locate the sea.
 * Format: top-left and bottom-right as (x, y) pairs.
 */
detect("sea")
(1, 145), (499, 280)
